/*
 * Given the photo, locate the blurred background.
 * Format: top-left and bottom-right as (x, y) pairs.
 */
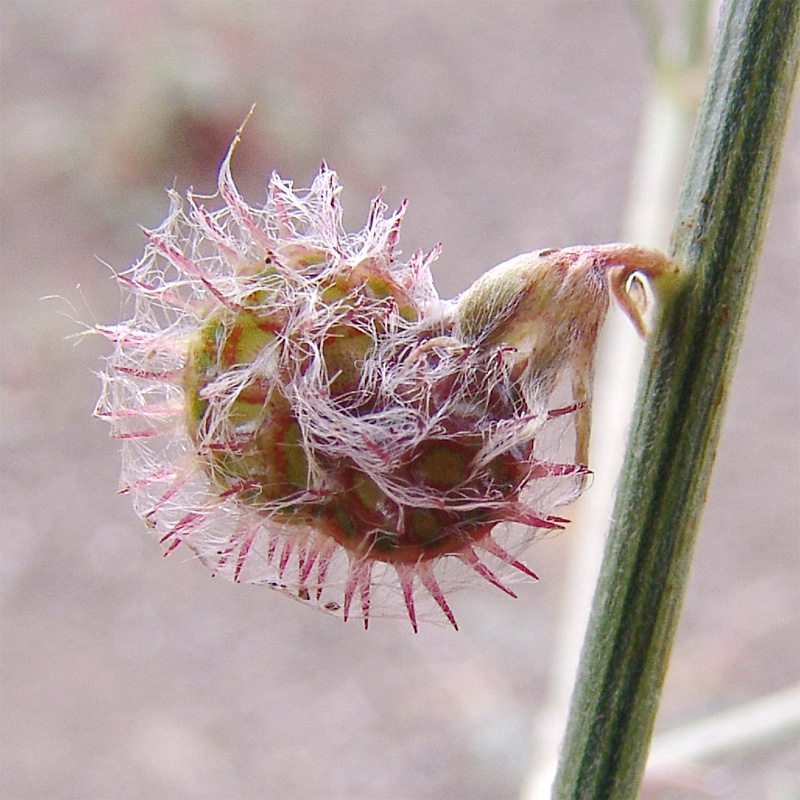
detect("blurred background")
(1, 2), (797, 799)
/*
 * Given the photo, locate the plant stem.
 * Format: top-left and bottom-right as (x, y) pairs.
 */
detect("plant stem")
(521, 9), (708, 797)
(648, 683), (800, 772)
(550, 2), (800, 799)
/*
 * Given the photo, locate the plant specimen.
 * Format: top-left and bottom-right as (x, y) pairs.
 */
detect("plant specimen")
(97, 129), (676, 631)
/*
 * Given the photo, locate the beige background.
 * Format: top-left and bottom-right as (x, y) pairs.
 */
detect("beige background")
(1, 2), (798, 799)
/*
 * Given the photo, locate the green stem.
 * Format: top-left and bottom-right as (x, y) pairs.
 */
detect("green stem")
(550, 2), (799, 799)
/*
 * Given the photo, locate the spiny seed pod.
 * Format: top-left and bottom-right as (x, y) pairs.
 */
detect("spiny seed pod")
(96, 131), (678, 631)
